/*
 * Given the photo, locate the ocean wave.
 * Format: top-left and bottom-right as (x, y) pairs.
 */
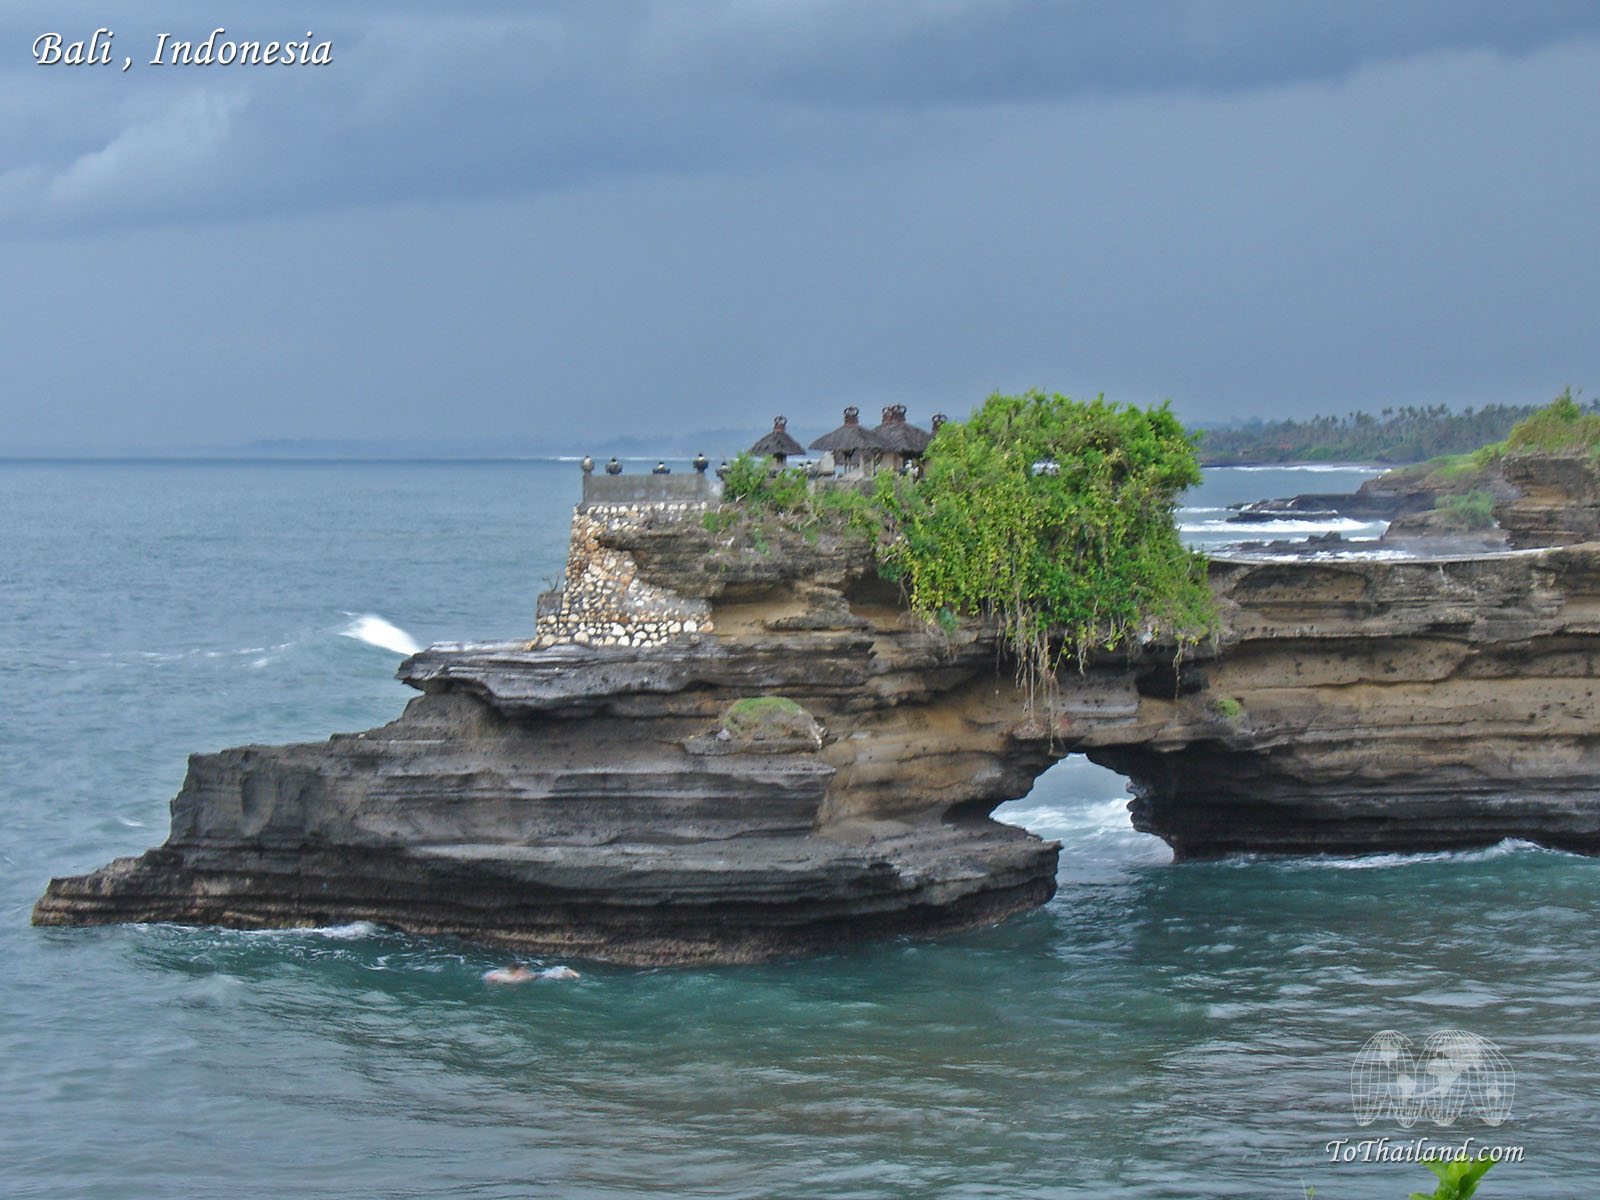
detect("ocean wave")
(1208, 464), (1387, 474)
(222, 920), (387, 940)
(996, 796), (1132, 837)
(339, 614), (422, 656)
(1181, 518), (1379, 535)
(1228, 548), (1413, 562)
(1226, 839), (1554, 872)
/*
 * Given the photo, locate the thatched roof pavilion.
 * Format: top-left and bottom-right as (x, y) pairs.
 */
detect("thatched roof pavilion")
(748, 415), (805, 465)
(808, 406), (888, 477)
(871, 404), (934, 472)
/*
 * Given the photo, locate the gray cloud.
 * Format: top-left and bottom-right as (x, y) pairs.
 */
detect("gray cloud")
(3, 1), (1597, 232)
(1, 4), (1597, 452)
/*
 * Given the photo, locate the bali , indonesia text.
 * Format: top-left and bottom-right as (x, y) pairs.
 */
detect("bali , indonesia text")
(32, 28), (332, 71)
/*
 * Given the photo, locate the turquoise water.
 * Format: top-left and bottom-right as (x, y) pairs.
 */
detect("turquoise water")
(2, 461), (1594, 1198)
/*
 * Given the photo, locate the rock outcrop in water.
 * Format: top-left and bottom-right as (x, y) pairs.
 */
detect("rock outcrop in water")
(33, 470), (1600, 962)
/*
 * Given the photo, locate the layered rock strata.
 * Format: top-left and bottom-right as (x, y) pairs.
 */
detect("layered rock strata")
(34, 492), (1600, 962)
(1494, 452), (1600, 548)
(1096, 549), (1600, 857)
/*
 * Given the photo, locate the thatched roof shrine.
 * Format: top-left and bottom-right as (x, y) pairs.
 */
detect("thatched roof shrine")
(872, 404), (933, 455)
(809, 406), (889, 455)
(748, 416), (805, 463)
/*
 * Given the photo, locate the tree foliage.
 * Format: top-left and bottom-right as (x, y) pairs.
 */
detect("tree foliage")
(1196, 399), (1597, 465)
(877, 392), (1214, 711)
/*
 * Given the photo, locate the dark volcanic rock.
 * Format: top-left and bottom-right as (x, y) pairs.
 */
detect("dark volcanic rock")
(1228, 491), (1421, 522)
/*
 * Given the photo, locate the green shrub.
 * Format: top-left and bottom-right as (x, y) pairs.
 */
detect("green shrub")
(720, 452), (811, 510)
(1505, 388), (1600, 455)
(1425, 453), (1479, 481)
(1432, 489), (1496, 530)
(1471, 442), (1505, 469)
(878, 391), (1214, 710)
(1409, 1154), (1495, 1200)
(714, 452), (884, 543)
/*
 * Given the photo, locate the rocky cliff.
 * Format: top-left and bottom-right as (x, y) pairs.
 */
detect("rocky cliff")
(1494, 452), (1600, 548)
(34, 487), (1600, 962)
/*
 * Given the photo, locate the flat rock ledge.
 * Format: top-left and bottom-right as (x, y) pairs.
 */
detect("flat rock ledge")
(36, 825), (1053, 966)
(34, 623), (1064, 964)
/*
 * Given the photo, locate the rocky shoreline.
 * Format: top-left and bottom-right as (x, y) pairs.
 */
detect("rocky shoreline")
(34, 457), (1600, 962)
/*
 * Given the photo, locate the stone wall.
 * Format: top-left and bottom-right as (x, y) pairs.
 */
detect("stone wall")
(581, 472), (720, 506)
(533, 501), (714, 648)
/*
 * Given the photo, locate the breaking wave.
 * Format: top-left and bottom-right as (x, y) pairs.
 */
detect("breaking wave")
(339, 614), (421, 656)
(1179, 517), (1377, 536)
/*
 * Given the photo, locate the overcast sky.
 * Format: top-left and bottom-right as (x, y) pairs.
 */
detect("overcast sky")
(3, 2), (1598, 453)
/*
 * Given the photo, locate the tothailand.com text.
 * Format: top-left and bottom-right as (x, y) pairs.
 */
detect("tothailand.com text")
(1324, 1138), (1524, 1165)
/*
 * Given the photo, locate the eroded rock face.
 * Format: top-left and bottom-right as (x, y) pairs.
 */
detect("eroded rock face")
(1090, 550), (1600, 858)
(33, 495), (1600, 962)
(1495, 453), (1600, 548)
(34, 513), (1063, 963)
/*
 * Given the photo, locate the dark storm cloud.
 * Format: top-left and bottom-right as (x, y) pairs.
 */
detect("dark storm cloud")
(3, 1), (1597, 231)
(3, 3), (1598, 452)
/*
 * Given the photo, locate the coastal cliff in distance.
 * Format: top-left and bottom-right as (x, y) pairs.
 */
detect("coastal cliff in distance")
(34, 465), (1600, 963)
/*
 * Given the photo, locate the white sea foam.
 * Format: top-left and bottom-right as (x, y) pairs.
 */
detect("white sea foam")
(998, 795), (1132, 838)
(297, 921), (385, 939)
(1211, 464), (1387, 474)
(1261, 839), (1551, 872)
(1242, 548), (1413, 562)
(1181, 517), (1377, 535)
(340, 614), (422, 656)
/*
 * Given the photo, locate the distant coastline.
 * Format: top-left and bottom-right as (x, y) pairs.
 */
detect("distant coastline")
(1194, 397), (1593, 467)
(6, 397), (1587, 465)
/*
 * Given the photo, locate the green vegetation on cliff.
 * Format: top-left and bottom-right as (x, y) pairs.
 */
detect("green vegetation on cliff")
(715, 392), (1215, 710)
(1362, 391), (1596, 526)
(1431, 489), (1497, 529)
(712, 451), (880, 541)
(878, 392), (1215, 708)
(1503, 387), (1600, 455)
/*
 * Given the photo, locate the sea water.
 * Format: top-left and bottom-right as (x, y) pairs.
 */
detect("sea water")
(1, 460), (1595, 1198)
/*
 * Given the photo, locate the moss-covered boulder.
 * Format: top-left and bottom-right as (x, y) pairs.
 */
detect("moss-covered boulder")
(722, 696), (821, 744)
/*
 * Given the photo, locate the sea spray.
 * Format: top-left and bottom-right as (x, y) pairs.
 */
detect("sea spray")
(340, 613), (421, 656)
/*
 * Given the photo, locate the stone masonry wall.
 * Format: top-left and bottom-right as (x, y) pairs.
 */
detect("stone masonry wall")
(533, 502), (714, 649)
